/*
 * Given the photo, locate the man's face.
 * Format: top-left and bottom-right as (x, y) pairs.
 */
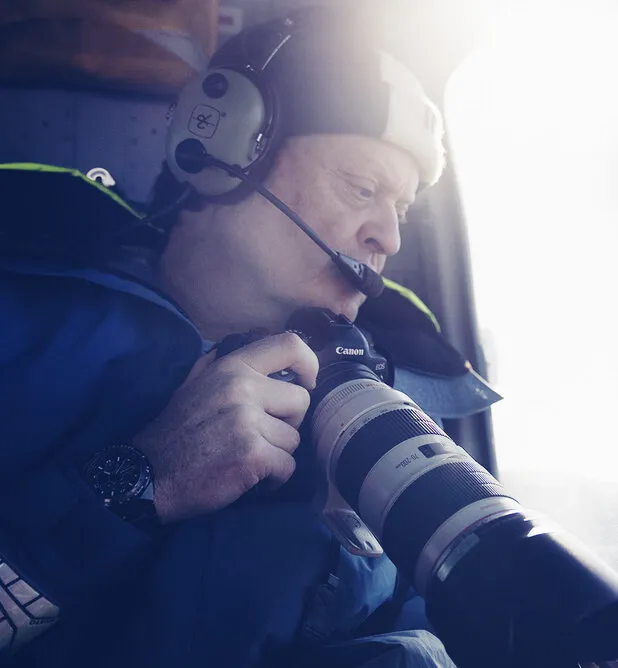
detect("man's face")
(165, 134), (421, 336)
(228, 135), (420, 320)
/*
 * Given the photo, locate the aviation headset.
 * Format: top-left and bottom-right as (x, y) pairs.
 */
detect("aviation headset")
(165, 11), (312, 203)
(165, 7), (445, 205)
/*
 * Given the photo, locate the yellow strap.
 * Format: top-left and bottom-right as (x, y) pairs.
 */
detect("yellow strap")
(382, 277), (440, 332)
(0, 162), (143, 219)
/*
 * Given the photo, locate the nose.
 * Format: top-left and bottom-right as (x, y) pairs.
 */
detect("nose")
(358, 204), (402, 257)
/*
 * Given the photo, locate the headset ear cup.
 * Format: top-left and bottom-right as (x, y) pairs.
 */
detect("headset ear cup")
(166, 66), (277, 201)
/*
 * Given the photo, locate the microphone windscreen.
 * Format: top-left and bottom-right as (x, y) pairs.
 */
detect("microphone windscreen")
(333, 253), (384, 298)
(361, 267), (385, 299)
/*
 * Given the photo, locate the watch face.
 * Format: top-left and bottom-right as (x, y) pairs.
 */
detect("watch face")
(84, 444), (151, 506)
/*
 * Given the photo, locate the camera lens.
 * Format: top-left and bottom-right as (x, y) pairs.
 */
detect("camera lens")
(312, 375), (518, 596)
(311, 372), (618, 667)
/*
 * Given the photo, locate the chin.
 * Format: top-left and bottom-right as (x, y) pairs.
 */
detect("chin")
(298, 271), (368, 322)
(327, 289), (366, 322)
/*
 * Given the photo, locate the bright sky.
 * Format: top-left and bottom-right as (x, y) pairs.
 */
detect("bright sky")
(445, 1), (618, 482)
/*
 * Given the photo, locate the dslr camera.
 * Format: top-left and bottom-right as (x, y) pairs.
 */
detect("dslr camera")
(222, 307), (618, 668)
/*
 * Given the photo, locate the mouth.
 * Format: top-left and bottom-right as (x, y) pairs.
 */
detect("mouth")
(333, 254), (383, 289)
(343, 252), (383, 274)
(356, 253), (384, 275)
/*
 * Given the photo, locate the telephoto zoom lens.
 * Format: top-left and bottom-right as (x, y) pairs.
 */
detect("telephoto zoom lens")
(311, 364), (618, 668)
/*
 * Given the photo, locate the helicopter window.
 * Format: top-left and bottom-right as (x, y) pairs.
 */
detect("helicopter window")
(446, 2), (618, 570)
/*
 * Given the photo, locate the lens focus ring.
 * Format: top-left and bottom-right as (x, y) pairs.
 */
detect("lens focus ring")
(381, 460), (510, 578)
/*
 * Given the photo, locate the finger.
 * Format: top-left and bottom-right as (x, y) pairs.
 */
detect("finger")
(258, 413), (302, 453)
(261, 447), (297, 490)
(259, 376), (311, 428)
(228, 332), (319, 391)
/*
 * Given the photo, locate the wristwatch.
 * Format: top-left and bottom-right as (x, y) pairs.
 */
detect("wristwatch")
(83, 443), (160, 532)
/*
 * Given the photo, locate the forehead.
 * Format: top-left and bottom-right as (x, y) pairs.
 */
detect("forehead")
(289, 134), (421, 200)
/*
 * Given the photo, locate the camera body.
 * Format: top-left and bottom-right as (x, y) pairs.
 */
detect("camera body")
(285, 307), (390, 384)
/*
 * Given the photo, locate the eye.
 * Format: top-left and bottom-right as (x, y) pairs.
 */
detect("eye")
(338, 172), (378, 204)
(347, 181), (377, 202)
(356, 185), (375, 200)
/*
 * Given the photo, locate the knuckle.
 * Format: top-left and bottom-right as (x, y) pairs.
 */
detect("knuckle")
(242, 470), (263, 492)
(215, 355), (241, 375)
(280, 455), (297, 480)
(309, 349), (320, 371)
(234, 454), (264, 488)
(294, 386), (311, 412)
(225, 403), (262, 430)
(288, 429), (302, 450)
(243, 439), (269, 473)
(280, 333), (319, 372)
(279, 331), (306, 352)
(219, 374), (254, 406)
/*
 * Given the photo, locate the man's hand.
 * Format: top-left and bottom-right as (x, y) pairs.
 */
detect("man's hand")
(133, 333), (319, 523)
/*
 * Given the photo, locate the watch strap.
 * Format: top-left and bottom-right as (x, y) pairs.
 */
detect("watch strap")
(114, 493), (160, 534)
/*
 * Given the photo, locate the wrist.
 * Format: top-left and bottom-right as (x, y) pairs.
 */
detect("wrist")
(146, 474), (176, 525)
(82, 443), (161, 533)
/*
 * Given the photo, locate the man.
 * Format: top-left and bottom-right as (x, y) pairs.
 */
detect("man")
(0, 7), (499, 668)
(141, 136), (422, 520)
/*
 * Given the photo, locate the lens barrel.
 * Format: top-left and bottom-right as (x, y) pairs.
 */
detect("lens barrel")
(311, 368), (618, 667)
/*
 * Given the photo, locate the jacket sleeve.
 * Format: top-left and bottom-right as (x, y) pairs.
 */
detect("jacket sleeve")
(0, 266), (198, 629)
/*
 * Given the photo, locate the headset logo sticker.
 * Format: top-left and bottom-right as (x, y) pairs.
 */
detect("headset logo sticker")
(189, 104), (221, 138)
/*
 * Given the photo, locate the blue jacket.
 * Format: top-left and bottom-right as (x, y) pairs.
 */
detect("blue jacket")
(0, 165), (500, 667)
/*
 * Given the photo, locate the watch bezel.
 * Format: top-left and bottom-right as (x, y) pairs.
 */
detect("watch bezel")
(84, 443), (153, 508)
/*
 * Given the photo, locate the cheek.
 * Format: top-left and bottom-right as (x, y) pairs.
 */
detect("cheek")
(286, 176), (336, 225)
(250, 210), (322, 282)
(265, 180), (356, 282)
(295, 195), (356, 250)
(309, 213), (359, 255)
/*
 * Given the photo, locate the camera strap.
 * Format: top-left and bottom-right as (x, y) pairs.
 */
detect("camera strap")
(298, 535), (341, 647)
